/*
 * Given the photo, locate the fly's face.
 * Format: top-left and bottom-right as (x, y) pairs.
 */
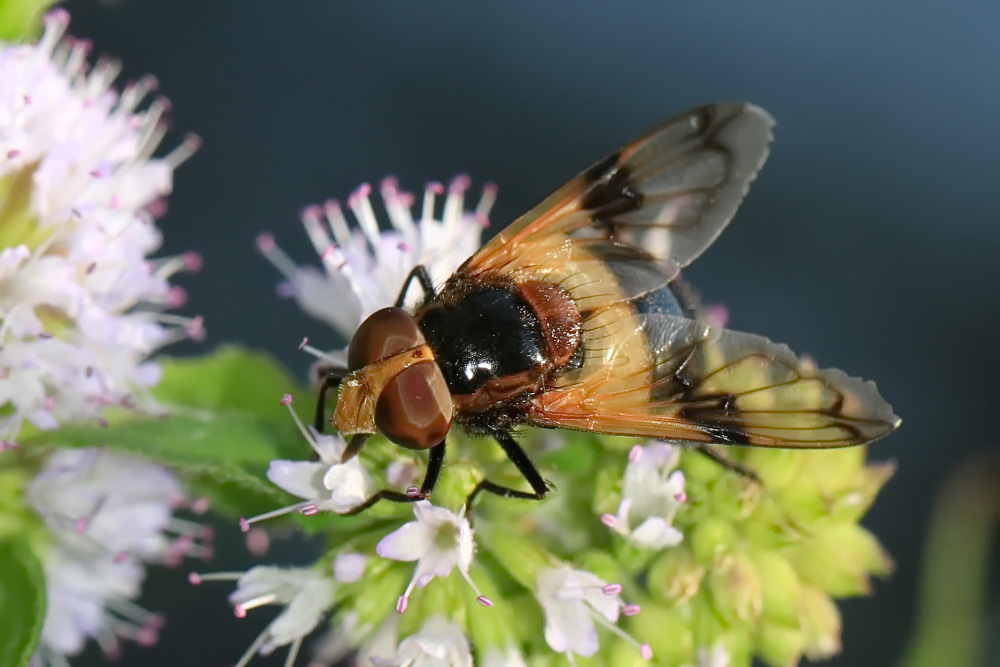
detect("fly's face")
(334, 307), (452, 450)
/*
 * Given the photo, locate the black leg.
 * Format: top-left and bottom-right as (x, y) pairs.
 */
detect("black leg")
(466, 432), (551, 510)
(340, 441), (446, 516)
(395, 265), (435, 307)
(692, 443), (762, 483)
(313, 367), (347, 433)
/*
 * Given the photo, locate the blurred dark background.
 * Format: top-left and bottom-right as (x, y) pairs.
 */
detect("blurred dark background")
(64, 0), (1000, 665)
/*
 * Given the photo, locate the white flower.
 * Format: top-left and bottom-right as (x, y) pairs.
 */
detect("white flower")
(191, 565), (335, 667)
(257, 175), (493, 351)
(376, 500), (490, 613)
(0, 10), (202, 442)
(27, 448), (210, 564)
(242, 394), (375, 531)
(695, 643), (731, 667)
(384, 615), (472, 667)
(32, 541), (163, 665)
(535, 565), (651, 661)
(602, 442), (687, 550)
(480, 643), (528, 667)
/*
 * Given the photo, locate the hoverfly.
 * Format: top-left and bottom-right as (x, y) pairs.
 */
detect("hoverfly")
(315, 103), (900, 514)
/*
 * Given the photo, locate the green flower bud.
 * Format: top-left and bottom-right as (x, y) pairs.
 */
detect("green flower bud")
(648, 547), (705, 605)
(757, 620), (806, 667)
(787, 522), (890, 596)
(626, 601), (694, 664)
(750, 550), (801, 626)
(690, 516), (737, 564)
(799, 585), (842, 659)
(708, 552), (763, 624)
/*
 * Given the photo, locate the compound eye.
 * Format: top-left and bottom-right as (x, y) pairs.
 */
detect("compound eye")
(348, 307), (424, 371)
(376, 362), (453, 450)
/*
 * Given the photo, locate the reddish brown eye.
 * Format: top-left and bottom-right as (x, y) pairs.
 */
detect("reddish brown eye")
(348, 307), (424, 371)
(375, 362), (453, 449)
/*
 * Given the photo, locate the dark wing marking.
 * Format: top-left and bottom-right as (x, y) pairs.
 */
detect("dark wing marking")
(526, 311), (900, 448)
(451, 103), (774, 300)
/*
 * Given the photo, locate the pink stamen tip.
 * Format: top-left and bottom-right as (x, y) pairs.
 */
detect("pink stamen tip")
(395, 595), (409, 614)
(449, 174), (471, 192)
(299, 204), (323, 221)
(324, 199), (341, 213)
(186, 316), (206, 342)
(381, 176), (399, 192)
(146, 613), (166, 630)
(234, 604), (247, 619)
(297, 337), (308, 350)
(484, 182), (498, 195)
(279, 394), (293, 406)
(640, 644), (653, 661)
(602, 583), (623, 596)
(114, 551), (128, 564)
(74, 517), (88, 534)
(276, 281), (295, 298)
(148, 198), (168, 218)
(255, 232), (276, 253)
(136, 626), (159, 647)
(45, 8), (70, 25)
(405, 486), (421, 499)
(165, 286), (188, 308)
(398, 192), (415, 207)
(188, 572), (202, 585)
(99, 417), (109, 428)
(600, 513), (617, 528)
(238, 517), (250, 533)
(476, 595), (493, 608)
(184, 133), (203, 150)
(43, 396), (55, 410)
(426, 181), (444, 195)
(397, 241), (411, 252)
(301, 504), (319, 517)
(6, 149), (21, 159)
(674, 492), (688, 503)
(191, 496), (211, 514)
(110, 193), (121, 209)
(23, 94), (32, 105)
(182, 251), (203, 272)
(76, 39), (93, 53)
(623, 604), (641, 616)
(478, 214), (490, 229)
(86, 262), (97, 274)
(201, 525), (215, 541)
(628, 445), (643, 463)
(321, 245), (336, 261)
(245, 527), (270, 556)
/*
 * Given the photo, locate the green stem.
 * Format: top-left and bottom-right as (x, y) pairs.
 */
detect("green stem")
(901, 449), (1000, 667)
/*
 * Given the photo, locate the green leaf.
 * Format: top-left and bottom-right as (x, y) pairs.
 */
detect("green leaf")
(0, 540), (45, 667)
(23, 346), (314, 521)
(0, 0), (54, 41)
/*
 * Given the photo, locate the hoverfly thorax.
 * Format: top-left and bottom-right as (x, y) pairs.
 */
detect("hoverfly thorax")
(333, 307), (453, 450)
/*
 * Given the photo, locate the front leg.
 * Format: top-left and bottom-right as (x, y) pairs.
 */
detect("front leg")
(339, 441), (446, 516)
(465, 431), (552, 510)
(395, 264), (436, 308)
(313, 366), (348, 433)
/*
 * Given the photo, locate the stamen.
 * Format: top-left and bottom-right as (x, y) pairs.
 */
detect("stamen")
(600, 514), (617, 528)
(476, 182), (497, 220)
(240, 500), (315, 531)
(585, 605), (650, 658)
(628, 445), (643, 463)
(255, 232), (300, 279)
(602, 583), (623, 595)
(323, 200), (352, 248)
(164, 134), (202, 169)
(234, 627), (271, 667)
(235, 593), (278, 613)
(422, 182), (444, 222)
(283, 636), (303, 667)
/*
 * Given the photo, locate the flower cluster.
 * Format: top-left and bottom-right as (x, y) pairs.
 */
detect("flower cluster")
(28, 448), (211, 665)
(230, 177), (897, 667)
(0, 9), (202, 444)
(0, 11), (206, 666)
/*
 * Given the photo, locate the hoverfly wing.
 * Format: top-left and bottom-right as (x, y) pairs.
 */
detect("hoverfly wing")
(526, 310), (901, 448)
(455, 102), (774, 299)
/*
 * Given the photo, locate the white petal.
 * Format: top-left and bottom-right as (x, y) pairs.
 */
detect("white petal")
(376, 521), (432, 562)
(266, 460), (326, 500)
(630, 517), (684, 550)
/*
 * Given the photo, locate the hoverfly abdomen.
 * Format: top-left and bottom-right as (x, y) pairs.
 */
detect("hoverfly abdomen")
(516, 281), (583, 369)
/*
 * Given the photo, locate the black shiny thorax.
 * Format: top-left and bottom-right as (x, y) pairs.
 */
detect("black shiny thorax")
(417, 286), (547, 396)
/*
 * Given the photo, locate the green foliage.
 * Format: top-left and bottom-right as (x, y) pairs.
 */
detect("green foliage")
(23, 347), (311, 520)
(0, 540), (45, 667)
(0, 0), (53, 41)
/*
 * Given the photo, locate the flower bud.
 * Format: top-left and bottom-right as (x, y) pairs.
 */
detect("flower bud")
(799, 585), (842, 659)
(648, 548), (704, 605)
(757, 620), (806, 667)
(689, 517), (737, 564)
(708, 553), (763, 624)
(750, 550), (801, 626)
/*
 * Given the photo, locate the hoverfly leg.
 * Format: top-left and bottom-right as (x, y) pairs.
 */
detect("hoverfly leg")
(338, 441), (446, 516)
(313, 366), (347, 433)
(465, 432), (550, 513)
(691, 443), (762, 484)
(395, 264), (436, 308)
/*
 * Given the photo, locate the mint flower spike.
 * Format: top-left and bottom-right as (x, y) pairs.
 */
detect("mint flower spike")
(0, 9), (202, 443)
(28, 448), (210, 664)
(536, 565), (652, 663)
(378, 615), (473, 666)
(602, 442), (687, 550)
(240, 394), (375, 531)
(188, 566), (335, 667)
(376, 500), (492, 613)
